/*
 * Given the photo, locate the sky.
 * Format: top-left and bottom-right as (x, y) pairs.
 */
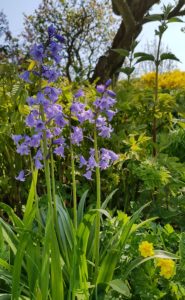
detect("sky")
(1, 0), (185, 71)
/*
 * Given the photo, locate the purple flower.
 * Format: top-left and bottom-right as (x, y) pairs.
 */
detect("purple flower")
(45, 104), (62, 119)
(53, 137), (65, 145)
(15, 170), (25, 182)
(20, 71), (31, 83)
(55, 34), (65, 43)
(105, 79), (112, 87)
(42, 66), (60, 82)
(34, 159), (43, 170)
(29, 134), (42, 147)
(87, 155), (97, 169)
(16, 143), (30, 155)
(83, 170), (92, 180)
(98, 125), (113, 138)
(99, 148), (118, 170)
(34, 149), (43, 160)
(54, 114), (67, 127)
(53, 127), (62, 136)
(79, 155), (87, 168)
(78, 109), (94, 124)
(44, 87), (61, 102)
(71, 101), (94, 123)
(49, 41), (62, 63)
(25, 113), (35, 127)
(48, 25), (56, 38)
(71, 127), (83, 146)
(35, 120), (45, 131)
(26, 97), (36, 106)
(89, 148), (95, 156)
(96, 84), (105, 93)
(99, 159), (110, 170)
(46, 129), (53, 139)
(36, 92), (48, 105)
(106, 110), (117, 121)
(109, 151), (119, 161)
(71, 102), (85, 114)
(30, 44), (45, 63)
(96, 116), (106, 127)
(54, 145), (65, 157)
(31, 109), (39, 117)
(12, 134), (22, 145)
(107, 90), (116, 97)
(74, 89), (84, 98)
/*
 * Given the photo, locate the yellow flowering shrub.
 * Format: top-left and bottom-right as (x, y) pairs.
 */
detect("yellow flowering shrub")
(141, 70), (185, 90)
(139, 241), (154, 257)
(156, 258), (176, 279)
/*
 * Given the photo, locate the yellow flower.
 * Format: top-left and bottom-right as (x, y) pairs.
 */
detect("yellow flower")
(156, 258), (176, 279)
(139, 241), (154, 257)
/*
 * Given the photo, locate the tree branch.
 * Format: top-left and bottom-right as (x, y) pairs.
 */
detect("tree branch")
(112, 0), (136, 32)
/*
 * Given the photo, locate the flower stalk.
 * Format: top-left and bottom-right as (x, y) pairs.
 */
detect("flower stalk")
(93, 123), (101, 281)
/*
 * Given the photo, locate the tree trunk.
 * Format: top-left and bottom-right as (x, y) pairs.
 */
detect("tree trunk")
(90, 0), (160, 83)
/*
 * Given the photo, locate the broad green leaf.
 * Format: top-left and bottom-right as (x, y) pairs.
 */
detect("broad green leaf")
(134, 52), (154, 58)
(40, 213), (51, 300)
(160, 53), (180, 62)
(0, 295), (11, 300)
(120, 67), (135, 75)
(70, 211), (96, 298)
(108, 279), (131, 298)
(135, 55), (155, 64)
(112, 49), (129, 57)
(50, 225), (64, 300)
(168, 17), (184, 23)
(145, 14), (162, 21)
(97, 249), (119, 284)
(23, 170), (38, 225)
(11, 234), (31, 300)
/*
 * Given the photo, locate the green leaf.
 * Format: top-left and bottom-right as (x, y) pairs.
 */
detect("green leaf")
(12, 234), (30, 300)
(122, 250), (179, 280)
(179, 232), (185, 264)
(97, 203), (151, 284)
(77, 190), (89, 226)
(145, 14), (162, 21)
(135, 55), (155, 64)
(23, 170), (38, 225)
(50, 225), (64, 300)
(160, 52), (180, 62)
(119, 67), (135, 76)
(168, 17), (184, 23)
(101, 189), (118, 209)
(134, 52), (153, 58)
(0, 203), (23, 228)
(112, 49), (129, 57)
(108, 279), (131, 298)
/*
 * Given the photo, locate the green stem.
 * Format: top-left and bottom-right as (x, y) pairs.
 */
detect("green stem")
(50, 151), (58, 225)
(93, 124), (101, 282)
(70, 141), (77, 229)
(30, 155), (42, 230)
(153, 32), (162, 157)
(40, 107), (53, 212)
